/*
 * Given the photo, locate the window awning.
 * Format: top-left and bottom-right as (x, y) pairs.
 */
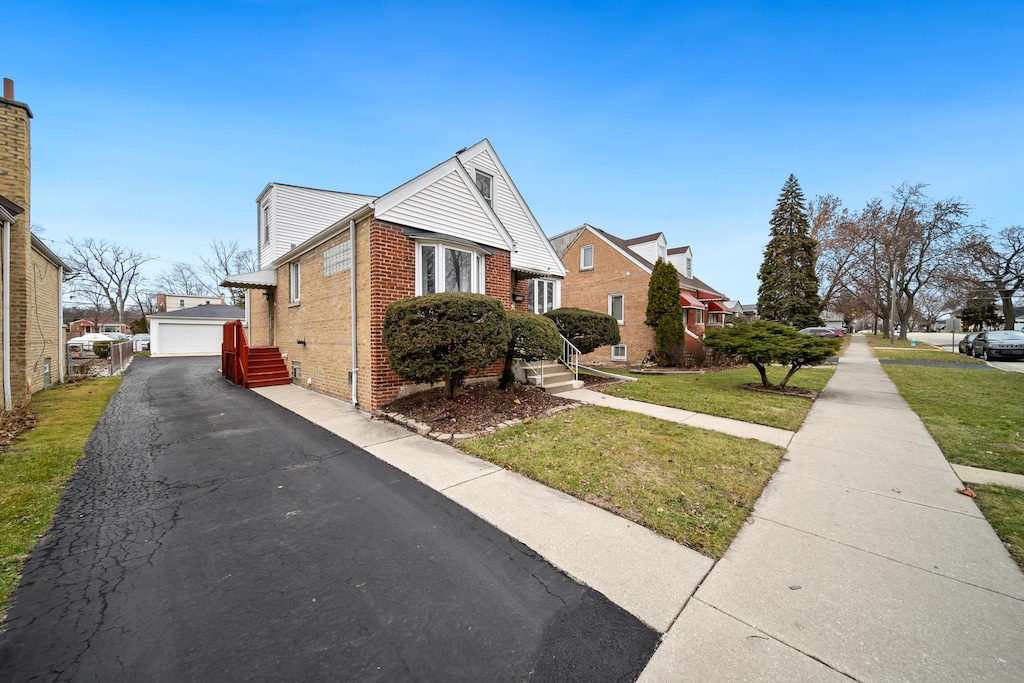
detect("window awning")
(220, 269), (278, 289)
(704, 300), (731, 313)
(680, 291), (706, 309)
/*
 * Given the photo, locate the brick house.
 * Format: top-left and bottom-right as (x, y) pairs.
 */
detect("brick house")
(223, 139), (566, 409)
(548, 224), (727, 364)
(1, 78), (71, 410)
(66, 318), (131, 338)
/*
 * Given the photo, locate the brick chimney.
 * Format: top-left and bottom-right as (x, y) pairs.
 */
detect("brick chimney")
(3, 78), (13, 100)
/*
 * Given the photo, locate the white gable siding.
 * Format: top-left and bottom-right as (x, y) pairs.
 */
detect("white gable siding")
(630, 235), (667, 265)
(376, 170), (509, 249)
(464, 149), (563, 276)
(667, 249), (692, 277)
(258, 185), (373, 268)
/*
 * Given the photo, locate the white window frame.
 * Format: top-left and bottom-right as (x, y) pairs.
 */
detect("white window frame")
(580, 244), (594, 270)
(611, 344), (627, 361)
(474, 170), (493, 207)
(657, 244), (667, 261)
(693, 308), (703, 324)
(609, 293), (624, 325)
(415, 240), (486, 296)
(262, 204), (270, 244)
(289, 261), (301, 303)
(528, 278), (559, 314)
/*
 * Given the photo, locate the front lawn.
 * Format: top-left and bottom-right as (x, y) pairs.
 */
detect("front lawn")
(1, 377), (121, 616)
(873, 349), (986, 364)
(971, 485), (1024, 570)
(882, 364), (1024, 475)
(460, 406), (785, 559)
(597, 366), (833, 431)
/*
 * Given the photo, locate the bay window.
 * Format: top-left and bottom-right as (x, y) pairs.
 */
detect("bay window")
(417, 241), (486, 295)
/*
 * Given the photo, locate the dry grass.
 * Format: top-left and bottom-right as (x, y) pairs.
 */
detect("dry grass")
(460, 406), (784, 558)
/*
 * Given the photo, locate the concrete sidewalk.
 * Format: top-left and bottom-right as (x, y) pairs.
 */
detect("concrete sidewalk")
(638, 333), (1024, 682)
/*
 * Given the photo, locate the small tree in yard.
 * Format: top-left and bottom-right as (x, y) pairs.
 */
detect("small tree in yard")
(703, 321), (839, 389)
(654, 311), (687, 366)
(383, 293), (511, 399)
(544, 308), (620, 354)
(645, 259), (686, 365)
(500, 310), (562, 389)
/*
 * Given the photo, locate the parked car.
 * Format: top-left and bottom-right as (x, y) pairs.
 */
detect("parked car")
(958, 332), (980, 355)
(799, 327), (842, 338)
(972, 330), (1024, 361)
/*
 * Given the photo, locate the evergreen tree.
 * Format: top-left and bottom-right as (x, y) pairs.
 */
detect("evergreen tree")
(757, 175), (822, 328)
(645, 258), (683, 328)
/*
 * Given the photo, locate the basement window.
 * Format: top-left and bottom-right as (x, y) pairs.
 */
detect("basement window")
(611, 345), (627, 361)
(291, 361), (301, 384)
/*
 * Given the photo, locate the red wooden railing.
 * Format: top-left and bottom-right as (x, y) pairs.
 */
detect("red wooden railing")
(222, 320), (249, 386)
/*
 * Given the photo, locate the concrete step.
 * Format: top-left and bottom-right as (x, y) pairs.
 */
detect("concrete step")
(542, 380), (582, 394)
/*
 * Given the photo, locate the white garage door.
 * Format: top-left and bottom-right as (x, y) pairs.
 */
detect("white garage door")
(157, 322), (223, 355)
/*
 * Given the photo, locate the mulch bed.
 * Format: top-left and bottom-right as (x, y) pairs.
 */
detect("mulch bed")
(382, 381), (575, 436)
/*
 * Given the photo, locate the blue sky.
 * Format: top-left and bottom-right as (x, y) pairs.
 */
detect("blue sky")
(6, 1), (1023, 303)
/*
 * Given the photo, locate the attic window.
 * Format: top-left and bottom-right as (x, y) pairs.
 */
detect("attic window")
(657, 244), (667, 261)
(475, 171), (493, 207)
(580, 244), (594, 270)
(262, 204), (270, 244)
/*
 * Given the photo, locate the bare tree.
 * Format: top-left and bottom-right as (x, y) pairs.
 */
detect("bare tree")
(198, 239), (259, 306)
(155, 262), (216, 297)
(809, 194), (862, 314)
(837, 185), (972, 340)
(63, 238), (155, 325)
(967, 226), (1024, 330)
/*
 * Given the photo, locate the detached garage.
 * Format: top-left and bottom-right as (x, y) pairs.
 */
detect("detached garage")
(149, 304), (245, 356)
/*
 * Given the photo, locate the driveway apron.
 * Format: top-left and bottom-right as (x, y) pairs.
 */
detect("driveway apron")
(0, 358), (658, 682)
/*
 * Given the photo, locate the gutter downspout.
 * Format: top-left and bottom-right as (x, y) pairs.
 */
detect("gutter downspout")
(3, 218), (11, 410)
(57, 265), (65, 384)
(349, 219), (358, 406)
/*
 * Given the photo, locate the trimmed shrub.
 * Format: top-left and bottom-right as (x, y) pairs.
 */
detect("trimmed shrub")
(703, 320), (839, 388)
(544, 307), (620, 355)
(92, 341), (113, 359)
(500, 310), (562, 389)
(383, 293), (511, 399)
(654, 311), (687, 366)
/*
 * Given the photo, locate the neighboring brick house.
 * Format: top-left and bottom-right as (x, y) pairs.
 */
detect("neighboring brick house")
(548, 224), (726, 364)
(66, 318), (130, 338)
(1, 78), (71, 410)
(223, 139), (566, 409)
(156, 293), (225, 312)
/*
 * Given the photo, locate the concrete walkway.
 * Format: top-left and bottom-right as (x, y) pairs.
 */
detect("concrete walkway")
(638, 333), (1024, 682)
(255, 334), (1024, 681)
(559, 388), (795, 448)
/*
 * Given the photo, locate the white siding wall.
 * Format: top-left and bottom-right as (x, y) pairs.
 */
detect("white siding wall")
(376, 170), (509, 249)
(463, 148), (563, 275)
(258, 185), (374, 268)
(667, 249), (692, 277)
(630, 236), (666, 265)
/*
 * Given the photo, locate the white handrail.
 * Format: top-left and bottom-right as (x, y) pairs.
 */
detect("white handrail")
(560, 335), (580, 381)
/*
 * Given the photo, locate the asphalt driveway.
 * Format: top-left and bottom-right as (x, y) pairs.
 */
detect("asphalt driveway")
(0, 357), (658, 682)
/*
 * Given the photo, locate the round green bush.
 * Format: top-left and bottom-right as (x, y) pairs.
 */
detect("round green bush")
(383, 293), (511, 398)
(500, 310), (562, 389)
(544, 307), (620, 355)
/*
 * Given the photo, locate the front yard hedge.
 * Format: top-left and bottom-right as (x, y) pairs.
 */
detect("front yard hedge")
(544, 307), (620, 355)
(383, 293), (511, 398)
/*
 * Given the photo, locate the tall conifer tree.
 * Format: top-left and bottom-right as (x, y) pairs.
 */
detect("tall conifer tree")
(757, 175), (822, 327)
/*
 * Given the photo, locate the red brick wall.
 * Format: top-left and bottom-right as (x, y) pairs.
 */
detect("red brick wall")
(365, 219), (514, 409)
